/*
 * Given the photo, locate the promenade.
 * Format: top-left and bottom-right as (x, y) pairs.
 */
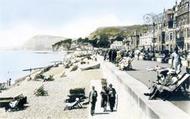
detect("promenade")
(89, 61), (129, 119)
(89, 57), (190, 119)
(127, 59), (190, 115)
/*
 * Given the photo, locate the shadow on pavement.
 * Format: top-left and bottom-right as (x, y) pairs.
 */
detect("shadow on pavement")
(159, 91), (190, 101)
(95, 112), (109, 115)
(167, 94), (190, 101)
(6, 105), (30, 112)
(124, 69), (138, 71)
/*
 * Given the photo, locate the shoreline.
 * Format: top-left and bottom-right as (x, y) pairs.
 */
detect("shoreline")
(0, 51), (102, 119)
(0, 65), (54, 92)
(0, 50), (66, 85)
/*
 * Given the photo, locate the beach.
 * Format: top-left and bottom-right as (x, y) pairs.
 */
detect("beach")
(0, 62), (103, 119)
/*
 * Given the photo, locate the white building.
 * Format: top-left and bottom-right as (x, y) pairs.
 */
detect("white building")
(110, 41), (125, 50)
(139, 32), (153, 50)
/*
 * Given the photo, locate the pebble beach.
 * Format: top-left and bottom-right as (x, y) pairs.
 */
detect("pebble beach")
(0, 61), (103, 119)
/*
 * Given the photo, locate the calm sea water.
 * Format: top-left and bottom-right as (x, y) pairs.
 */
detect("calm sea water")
(0, 50), (66, 83)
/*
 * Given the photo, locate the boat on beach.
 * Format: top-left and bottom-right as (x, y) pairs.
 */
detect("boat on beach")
(0, 97), (13, 107)
(79, 62), (100, 71)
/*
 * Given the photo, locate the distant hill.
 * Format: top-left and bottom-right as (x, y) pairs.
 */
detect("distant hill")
(23, 35), (67, 50)
(88, 25), (148, 40)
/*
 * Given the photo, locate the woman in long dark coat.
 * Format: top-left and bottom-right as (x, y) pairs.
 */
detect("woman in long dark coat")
(108, 49), (112, 62)
(100, 86), (108, 112)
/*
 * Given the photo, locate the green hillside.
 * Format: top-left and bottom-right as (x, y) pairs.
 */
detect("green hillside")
(89, 25), (148, 40)
(51, 25), (149, 49)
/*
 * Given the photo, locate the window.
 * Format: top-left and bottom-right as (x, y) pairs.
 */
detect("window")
(187, 43), (190, 50)
(187, 28), (190, 38)
(170, 33), (173, 40)
(166, 34), (169, 41)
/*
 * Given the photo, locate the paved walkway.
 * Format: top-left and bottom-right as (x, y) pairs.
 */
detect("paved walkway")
(88, 56), (190, 119)
(127, 59), (190, 115)
(89, 57), (140, 119)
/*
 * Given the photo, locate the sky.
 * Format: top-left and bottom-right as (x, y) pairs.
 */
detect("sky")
(0, 0), (178, 49)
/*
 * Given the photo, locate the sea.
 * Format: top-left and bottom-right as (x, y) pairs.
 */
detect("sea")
(0, 50), (66, 83)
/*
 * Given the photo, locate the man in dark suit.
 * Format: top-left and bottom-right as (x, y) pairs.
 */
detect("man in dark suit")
(89, 86), (98, 116)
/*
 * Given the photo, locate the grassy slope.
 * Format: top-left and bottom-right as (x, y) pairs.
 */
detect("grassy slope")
(89, 25), (148, 39)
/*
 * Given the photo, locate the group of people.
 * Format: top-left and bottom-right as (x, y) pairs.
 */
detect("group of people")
(104, 48), (136, 62)
(89, 84), (117, 116)
(108, 49), (117, 63)
(144, 47), (190, 99)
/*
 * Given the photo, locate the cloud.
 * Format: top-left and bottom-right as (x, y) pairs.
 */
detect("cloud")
(0, 0), (178, 49)
(61, 14), (125, 38)
(0, 24), (35, 48)
(0, 14), (127, 48)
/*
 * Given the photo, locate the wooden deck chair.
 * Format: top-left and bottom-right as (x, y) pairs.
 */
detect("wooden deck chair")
(64, 98), (83, 110)
(148, 73), (190, 100)
(157, 73), (190, 92)
(5, 96), (27, 111)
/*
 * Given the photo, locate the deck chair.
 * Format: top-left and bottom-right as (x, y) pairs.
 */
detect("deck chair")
(119, 57), (133, 71)
(148, 73), (190, 100)
(64, 98), (83, 110)
(5, 96), (27, 111)
(156, 73), (190, 92)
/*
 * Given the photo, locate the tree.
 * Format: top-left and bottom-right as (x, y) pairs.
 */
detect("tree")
(52, 38), (72, 51)
(77, 37), (83, 43)
(63, 39), (72, 50)
(115, 35), (124, 41)
(88, 38), (98, 47)
(96, 35), (110, 48)
(77, 37), (89, 44)
(97, 39), (110, 48)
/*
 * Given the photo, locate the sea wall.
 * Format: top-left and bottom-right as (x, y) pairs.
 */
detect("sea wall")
(103, 62), (190, 119)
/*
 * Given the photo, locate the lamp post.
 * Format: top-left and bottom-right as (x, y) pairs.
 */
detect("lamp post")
(143, 13), (159, 58)
(152, 22), (156, 57)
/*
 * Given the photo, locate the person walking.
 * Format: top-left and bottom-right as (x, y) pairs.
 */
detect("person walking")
(104, 50), (108, 61)
(100, 86), (108, 112)
(136, 50), (140, 60)
(108, 84), (116, 112)
(112, 49), (117, 63)
(171, 47), (182, 73)
(8, 78), (11, 86)
(89, 86), (98, 116)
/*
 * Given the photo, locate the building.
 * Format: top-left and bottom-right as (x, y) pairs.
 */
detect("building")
(128, 32), (140, 50)
(139, 32), (153, 50)
(175, 0), (190, 50)
(159, 8), (176, 52)
(125, 0), (190, 52)
(110, 41), (125, 50)
(147, 0), (190, 52)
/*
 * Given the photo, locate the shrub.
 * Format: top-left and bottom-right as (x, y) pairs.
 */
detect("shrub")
(44, 75), (55, 81)
(65, 64), (70, 68)
(34, 85), (48, 96)
(43, 66), (53, 73)
(34, 73), (44, 80)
